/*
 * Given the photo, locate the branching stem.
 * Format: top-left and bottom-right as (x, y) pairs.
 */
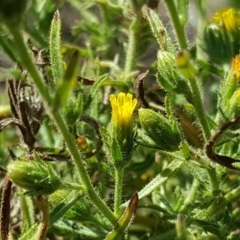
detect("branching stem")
(8, 27), (117, 226)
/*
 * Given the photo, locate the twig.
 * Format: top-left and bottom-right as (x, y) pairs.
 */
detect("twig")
(0, 176), (12, 240)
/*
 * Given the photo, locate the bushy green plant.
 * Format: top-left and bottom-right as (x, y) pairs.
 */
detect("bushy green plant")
(1, 0), (240, 239)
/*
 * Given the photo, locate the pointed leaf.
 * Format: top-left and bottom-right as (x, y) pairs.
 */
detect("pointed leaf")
(19, 223), (38, 240)
(143, 6), (176, 52)
(122, 159), (183, 206)
(49, 10), (63, 84)
(105, 193), (138, 240)
(53, 50), (79, 109)
(49, 191), (84, 226)
(90, 74), (109, 99)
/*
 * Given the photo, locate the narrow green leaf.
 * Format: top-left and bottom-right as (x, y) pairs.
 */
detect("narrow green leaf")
(51, 220), (103, 238)
(99, 126), (111, 150)
(102, 80), (129, 92)
(53, 50), (79, 109)
(19, 223), (38, 240)
(187, 161), (209, 183)
(143, 6), (176, 53)
(105, 193), (138, 240)
(122, 159), (184, 207)
(164, 94), (180, 132)
(90, 74), (108, 99)
(49, 191), (83, 226)
(111, 138), (123, 165)
(21, 195), (35, 228)
(49, 10), (63, 83)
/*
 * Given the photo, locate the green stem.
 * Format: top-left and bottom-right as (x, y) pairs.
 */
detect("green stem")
(198, 185), (240, 219)
(124, 24), (136, 79)
(53, 112), (117, 224)
(196, 0), (206, 59)
(61, 181), (84, 191)
(207, 168), (219, 191)
(179, 179), (199, 213)
(21, 195), (34, 228)
(9, 27), (117, 226)
(36, 196), (49, 240)
(189, 78), (211, 141)
(176, 215), (187, 240)
(42, 119), (55, 147)
(114, 167), (124, 216)
(188, 78), (219, 190)
(163, 0), (188, 50)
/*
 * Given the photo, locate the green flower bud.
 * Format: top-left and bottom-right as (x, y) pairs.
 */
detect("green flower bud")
(203, 23), (233, 67)
(0, 0), (29, 27)
(176, 51), (197, 80)
(229, 88), (240, 118)
(7, 159), (62, 195)
(138, 108), (181, 151)
(157, 51), (179, 92)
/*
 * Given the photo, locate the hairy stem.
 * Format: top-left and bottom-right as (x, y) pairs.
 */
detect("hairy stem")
(124, 25), (136, 79)
(8, 27), (117, 225)
(179, 178), (199, 213)
(196, 0), (206, 59)
(21, 195), (34, 228)
(114, 167), (124, 216)
(189, 78), (211, 141)
(36, 196), (49, 240)
(188, 78), (218, 190)
(163, 0), (188, 50)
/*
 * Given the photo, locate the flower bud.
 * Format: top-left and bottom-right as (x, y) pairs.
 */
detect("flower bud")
(213, 8), (240, 34)
(157, 51), (179, 92)
(203, 23), (233, 67)
(176, 51), (197, 80)
(229, 88), (240, 118)
(138, 108), (181, 151)
(7, 159), (61, 195)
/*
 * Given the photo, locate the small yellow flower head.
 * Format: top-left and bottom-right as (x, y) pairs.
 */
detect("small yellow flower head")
(232, 55), (240, 80)
(110, 93), (137, 129)
(109, 92), (137, 163)
(213, 8), (240, 33)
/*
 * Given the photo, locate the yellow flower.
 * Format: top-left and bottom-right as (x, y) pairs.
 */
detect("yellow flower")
(232, 55), (240, 80)
(213, 8), (240, 33)
(110, 93), (137, 128)
(109, 92), (137, 163)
